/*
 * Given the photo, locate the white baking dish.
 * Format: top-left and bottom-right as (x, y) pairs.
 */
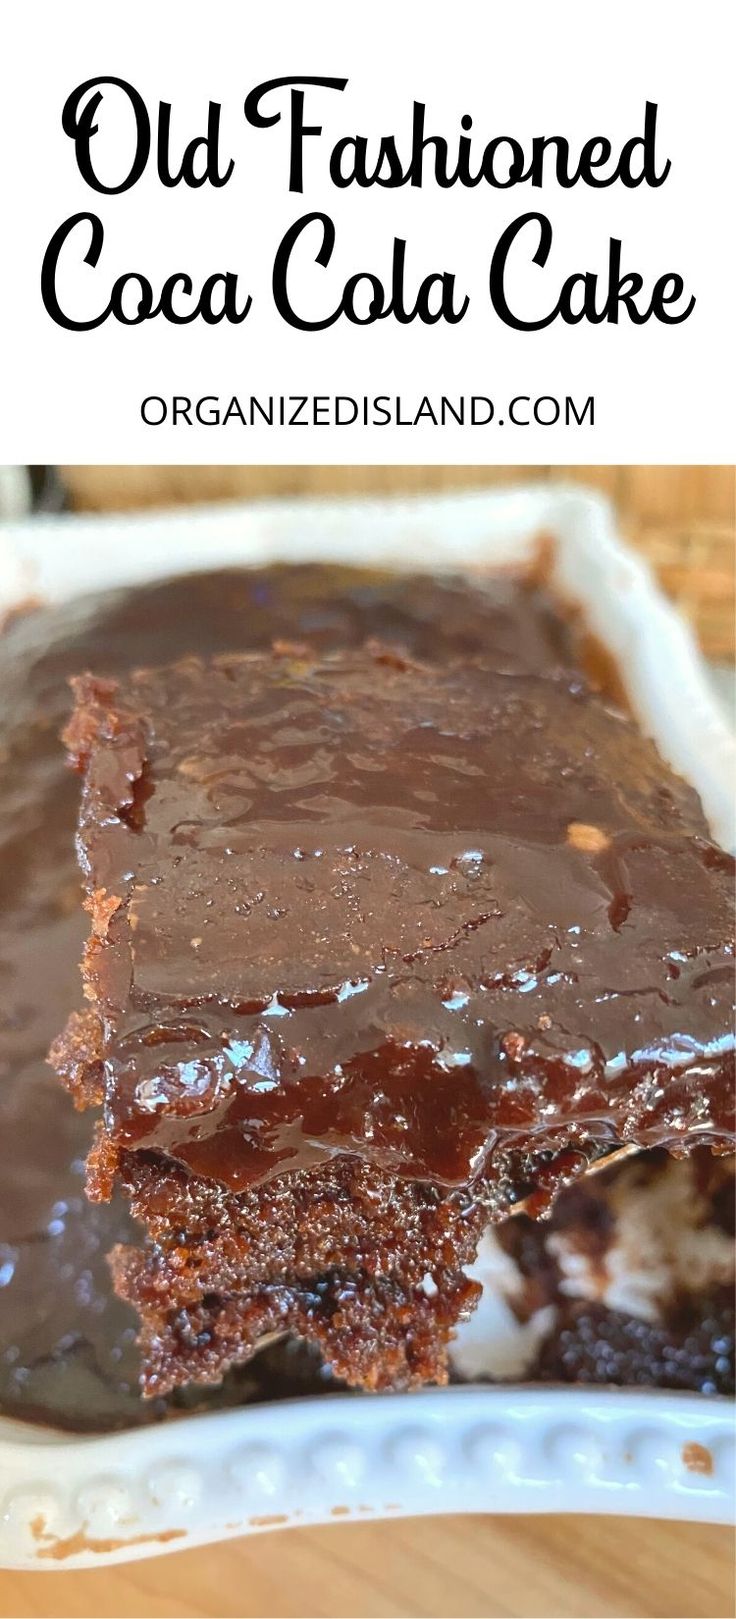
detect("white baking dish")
(0, 482), (733, 1568)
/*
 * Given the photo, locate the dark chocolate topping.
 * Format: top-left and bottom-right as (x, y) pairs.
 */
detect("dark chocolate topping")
(64, 645), (734, 1196)
(3, 563), (734, 1428)
(0, 563), (569, 1427)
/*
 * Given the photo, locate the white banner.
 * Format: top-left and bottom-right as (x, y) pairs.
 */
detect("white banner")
(0, 0), (733, 463)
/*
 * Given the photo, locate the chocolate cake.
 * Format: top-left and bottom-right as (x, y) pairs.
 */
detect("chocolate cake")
(51, 625), (735, 1397)
(3, 562), (571, 1427)
(453, 1148), (735, 1396)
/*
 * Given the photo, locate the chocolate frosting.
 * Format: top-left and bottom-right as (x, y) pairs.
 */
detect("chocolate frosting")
(0, 564), (571, 1427)
(63, 643), (734, 1197)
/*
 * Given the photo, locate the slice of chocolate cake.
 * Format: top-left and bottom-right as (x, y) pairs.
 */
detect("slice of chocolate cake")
(7, 561), (566, 1429)
(51, 636), (735, 1396)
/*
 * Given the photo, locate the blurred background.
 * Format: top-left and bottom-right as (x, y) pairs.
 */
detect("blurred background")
(1, 465), (733, 662)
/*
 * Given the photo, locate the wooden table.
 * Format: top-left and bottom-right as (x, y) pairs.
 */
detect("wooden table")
(0, 1514), (733, 1617)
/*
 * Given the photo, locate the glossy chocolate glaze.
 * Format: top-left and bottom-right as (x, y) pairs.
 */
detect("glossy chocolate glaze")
(0, 563), (569, 1428)
(62, 648), (734, 1199)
